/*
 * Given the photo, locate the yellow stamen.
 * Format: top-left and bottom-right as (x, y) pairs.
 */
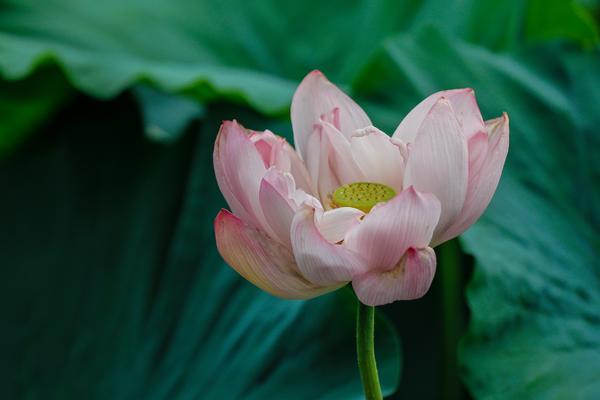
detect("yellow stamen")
(332, 182), (396, 212)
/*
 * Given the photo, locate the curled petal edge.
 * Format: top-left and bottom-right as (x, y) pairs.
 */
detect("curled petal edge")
(352, 247), (437, 306)
(215, 209), (338, 300)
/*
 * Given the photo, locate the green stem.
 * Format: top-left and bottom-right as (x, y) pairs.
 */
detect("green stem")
(356, 300), (383, 400)
(440, 239), (463, 400)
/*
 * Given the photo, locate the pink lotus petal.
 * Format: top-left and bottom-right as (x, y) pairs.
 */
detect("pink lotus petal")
(250, 130), (312, 192)
(291, 206), (368, 286)
(393, 88), (485, 143)
(319, 122), (365, 184)
(353, 247), (437, 306)
(213, 121), (271, 233)
(318, 207), (365, 243)
(403, 98), (469, 240)
(435, 113), (509, 245)
(291, 70), (371, 160)
(304, 128), (339, 206)
(466, 130), (489, 178)
(351, 126), (405, 192)
(215, 209), (337, 299)
(305, 122), (364, 206)
(344, 187), (441, 270)
(259, 169), (297, 247)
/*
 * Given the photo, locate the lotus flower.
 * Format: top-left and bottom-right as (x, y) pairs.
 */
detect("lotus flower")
(214, 71), (509, 306)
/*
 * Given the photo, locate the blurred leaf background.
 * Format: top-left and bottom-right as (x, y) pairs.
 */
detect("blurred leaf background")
(1, 1), (599, 399)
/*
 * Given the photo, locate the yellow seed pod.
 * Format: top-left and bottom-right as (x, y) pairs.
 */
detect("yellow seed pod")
(332, 182), (396, 212)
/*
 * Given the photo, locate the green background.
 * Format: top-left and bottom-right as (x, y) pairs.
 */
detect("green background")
(1, 1), (599, 399)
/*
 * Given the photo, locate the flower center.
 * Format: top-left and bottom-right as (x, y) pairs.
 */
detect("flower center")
(332, 182), (396, 212)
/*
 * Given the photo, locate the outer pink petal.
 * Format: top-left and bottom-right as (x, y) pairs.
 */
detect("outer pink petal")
(250, 130), (312, 193)
(290, 206), (368, 286)
(291, 70), (371, 160)
(434, 113), (509, 245)
(213, 121), (270, 232)
(465, 130), (489, 177)
(353, 247), (437, 306)
(305, 123), (364, 207)
(343, 187), (441, 271)
(403, 99), (469, 239)
(318, 207), (365, 243)
(393, 88), (485, 143)
(215, 209), (337, 299)
(350, 126), (405, 192)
